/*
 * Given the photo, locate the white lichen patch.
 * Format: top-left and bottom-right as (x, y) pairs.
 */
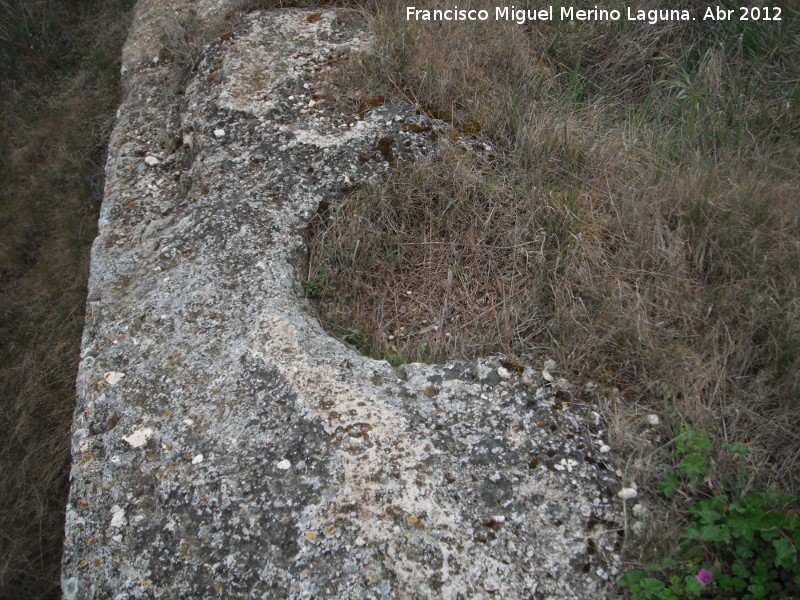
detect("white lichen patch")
(109, 506), (126, 528)
(104, 371), (125, 385)
(121, 427), (153, 448)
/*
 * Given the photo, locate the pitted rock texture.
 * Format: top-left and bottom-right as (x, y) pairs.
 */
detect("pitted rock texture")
(62, 3), (624, 598)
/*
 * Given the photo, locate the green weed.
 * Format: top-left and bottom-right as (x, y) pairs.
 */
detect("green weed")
(304, 267), (333, 299)
(619, 428), (800, 599)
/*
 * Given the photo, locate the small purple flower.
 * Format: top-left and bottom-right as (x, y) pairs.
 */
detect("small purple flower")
(706, 478), (715, 490)
(696, 569), (713, 587)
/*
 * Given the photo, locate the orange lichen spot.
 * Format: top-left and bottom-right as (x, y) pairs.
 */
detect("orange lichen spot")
(107, 481), (115, 489)
(93, 558), (101, 568)
(401, 123), (432, 134)
(325, 524), (338, 535)
(107, 412), (119, 431)
(162, 411), (173, 418)
(80, 454), (94, 464)
(85, 537), (96, 547)
(408, 514), (422, 528)
(79, 501), (88, 510)
(461, 119), (481, 134)
(306, 13), (323, 23)
(79, 560), (88, 569)
(377, 137), (395, 164)
(423, 106), (453, 121)
(213, 581), (223, 593)
(305, 530), (318, 541)
(345, 422), (373, 437)
(369, 573), (378, 583)
(357, 95), (388, 118)
(501, 359), (524, 374)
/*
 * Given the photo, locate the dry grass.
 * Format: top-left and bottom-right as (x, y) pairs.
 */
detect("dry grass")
(307, 0), (800, 568)
(0, 1), (133, 597)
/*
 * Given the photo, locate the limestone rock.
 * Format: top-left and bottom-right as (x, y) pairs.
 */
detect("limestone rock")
(62, 3), (623, 598)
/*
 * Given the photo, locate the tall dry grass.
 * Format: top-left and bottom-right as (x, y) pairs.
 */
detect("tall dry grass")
(0, 1), (133, 597)
(307, 0), (800, 566)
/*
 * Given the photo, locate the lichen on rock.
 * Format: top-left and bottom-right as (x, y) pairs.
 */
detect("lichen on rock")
(62, 2), (624, 598)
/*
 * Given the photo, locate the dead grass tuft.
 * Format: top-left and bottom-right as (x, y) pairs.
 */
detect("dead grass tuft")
(308, 150), (553, 363)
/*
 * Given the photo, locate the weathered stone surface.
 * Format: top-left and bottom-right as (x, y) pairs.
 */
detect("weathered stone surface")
(62, 3), (623, 598)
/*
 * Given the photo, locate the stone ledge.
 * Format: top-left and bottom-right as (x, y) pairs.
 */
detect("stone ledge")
(62, 4), (623, 598)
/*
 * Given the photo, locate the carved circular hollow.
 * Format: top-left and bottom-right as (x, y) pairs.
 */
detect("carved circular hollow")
(62, 5), (623, 598)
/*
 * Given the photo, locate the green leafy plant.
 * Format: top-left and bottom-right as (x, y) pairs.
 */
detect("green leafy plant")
(304, 267), (333, 299)
(619, 428), (800, 599)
